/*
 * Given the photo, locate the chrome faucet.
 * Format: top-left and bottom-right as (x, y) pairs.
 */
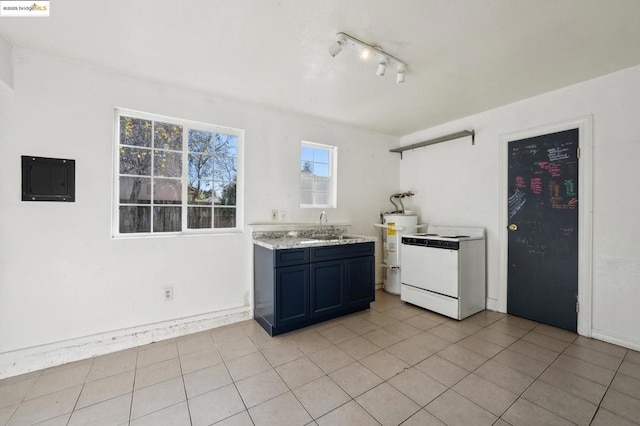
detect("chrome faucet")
(319, 211), (327, 231)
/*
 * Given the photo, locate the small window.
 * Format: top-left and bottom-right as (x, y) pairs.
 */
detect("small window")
(114, 109), (242, 236)
(300, 141), (337, 208)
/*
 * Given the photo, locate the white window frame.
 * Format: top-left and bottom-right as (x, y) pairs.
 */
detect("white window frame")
(300, 140), (337, 209)
(112, 108), (244, 238)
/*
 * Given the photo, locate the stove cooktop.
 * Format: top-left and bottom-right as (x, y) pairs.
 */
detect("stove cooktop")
(410, 234), (474, 241)
(407, 226), (484, 241)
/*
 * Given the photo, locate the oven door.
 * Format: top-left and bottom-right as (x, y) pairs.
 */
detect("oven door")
(401, 243), (459, 298)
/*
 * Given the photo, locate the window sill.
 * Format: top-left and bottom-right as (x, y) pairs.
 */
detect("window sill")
(111, 228), (243, 239)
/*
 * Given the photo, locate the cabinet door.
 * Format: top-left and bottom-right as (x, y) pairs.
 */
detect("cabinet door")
(310, 260), (346, 318)
(346, 256), (375, 308)
(275, 265), (310, 327)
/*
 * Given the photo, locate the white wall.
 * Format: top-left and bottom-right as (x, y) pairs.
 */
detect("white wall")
(0, 35), (12, 89)
(0, 48), (398, 377)
(399, 64), (640, 349)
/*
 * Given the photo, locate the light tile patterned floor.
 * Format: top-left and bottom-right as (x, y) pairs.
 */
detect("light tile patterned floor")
(1, 290), (640, 425)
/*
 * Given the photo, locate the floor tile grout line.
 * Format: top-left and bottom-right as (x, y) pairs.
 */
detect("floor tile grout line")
(213, 328), (256, 426)
(494, 327), (609, 426)
(175, 334), (197, 426)
(428, 314), (559, 424)
(349, 380), (418, 426)
(587, 348), (629, 426)
(254, 306), (625, 424)
(5, 296), (639, 426)
(67, 358), (94, 426)
(3, 368), (42, 426)
(26, 358), (95, 426)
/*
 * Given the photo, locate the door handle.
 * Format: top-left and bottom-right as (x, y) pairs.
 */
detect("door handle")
(508, 224), (518, 231)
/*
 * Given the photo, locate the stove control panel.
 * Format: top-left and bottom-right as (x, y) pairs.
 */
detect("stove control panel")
(401, 237), (460, 250)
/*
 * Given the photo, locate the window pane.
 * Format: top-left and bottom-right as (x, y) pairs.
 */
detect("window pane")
(301, 161), (313, 174)
(314, 148), (329, 163)
(154, 150), (182, 177)
(214, 156), (237, 182)
(301, 191), (313, 205)
(120, 117), (151, 147)
(214, 133), (237, 157)
(214, 207), (236, 228)
(119, 206), (151, 233)
(214, 181), (236, 205)
(301, 146), (314, 162)
(301, 177), (313, 191)
(120, 147), (151, 175)
(154, 122), (182, 151)
(119, 177), (151, 204)
(189, 154), (214, 181)
(314, 163), (329, 177)
(314, 178), (329, 192)
(188, 180), (212, 205)
(188, 130), (213, 153)
(153, 206), (181, 232)
(315, 192), (329, 206)
(188, 207), (212, 229)
(154, 179), (182, 204)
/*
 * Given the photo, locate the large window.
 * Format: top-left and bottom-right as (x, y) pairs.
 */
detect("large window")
(300, 141), (337, 208)
(115, 110), (242, 236)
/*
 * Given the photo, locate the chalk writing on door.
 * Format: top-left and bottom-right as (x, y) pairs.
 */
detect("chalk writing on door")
(563, 179), (576, 196)
(509, 189), (526, 219)
(530, 178), (542, 194)
(547, 147), (570, 162)
(516, 236), (548, 256)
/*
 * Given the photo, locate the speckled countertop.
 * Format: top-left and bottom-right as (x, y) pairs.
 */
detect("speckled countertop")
(252, 226), (376, 250)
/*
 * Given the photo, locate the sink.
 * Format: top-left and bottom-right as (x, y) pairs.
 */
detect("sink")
(311, 234), (344, 241)
(297, 234), (357, 244)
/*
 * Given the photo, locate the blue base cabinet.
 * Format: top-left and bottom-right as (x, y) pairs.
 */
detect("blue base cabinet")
(276, 265), (310, 328)
(310, 260), (346, 319)
(254, 242), (375, 336)
(346, 256), (375, 308)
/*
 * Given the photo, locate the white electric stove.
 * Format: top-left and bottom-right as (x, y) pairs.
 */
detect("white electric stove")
(400, 225), (486, 320)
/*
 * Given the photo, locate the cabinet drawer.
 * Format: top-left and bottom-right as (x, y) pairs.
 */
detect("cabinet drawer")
(310, 242), (374, 263)
(401, 284), (460, 319)
(275, 248), (309, 267)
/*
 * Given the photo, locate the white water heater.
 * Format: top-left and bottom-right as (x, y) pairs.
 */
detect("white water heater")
(376, 213), (419, 295)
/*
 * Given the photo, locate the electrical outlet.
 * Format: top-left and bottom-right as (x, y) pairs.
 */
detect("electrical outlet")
(164, 287), (173, 301)
(271, 210), (278, 221)
(279, 210), (287, 221)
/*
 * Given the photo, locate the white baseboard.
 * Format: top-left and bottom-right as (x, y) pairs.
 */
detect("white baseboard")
(590, 329), (640, 352)
(486, 298), (500, 312)
(0, 305), (252, 380)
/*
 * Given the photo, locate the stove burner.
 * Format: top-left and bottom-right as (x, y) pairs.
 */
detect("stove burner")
(440, 235), (470, 238)
(416, 233), (438, 236)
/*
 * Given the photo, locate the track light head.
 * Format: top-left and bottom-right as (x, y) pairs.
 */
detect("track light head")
(376, 61), (387, 77)
(396, 65), (406, 83)
(328, 33), (347, 57)
(328, 41), (342, 57)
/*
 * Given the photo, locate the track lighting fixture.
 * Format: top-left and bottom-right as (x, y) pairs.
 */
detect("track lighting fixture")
(328, 32), (407, 83)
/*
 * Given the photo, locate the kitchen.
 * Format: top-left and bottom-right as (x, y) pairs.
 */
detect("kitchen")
(1, 1), (640, 424)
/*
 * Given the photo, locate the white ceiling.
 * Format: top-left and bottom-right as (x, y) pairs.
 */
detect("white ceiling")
(2, 0), (640, 136)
